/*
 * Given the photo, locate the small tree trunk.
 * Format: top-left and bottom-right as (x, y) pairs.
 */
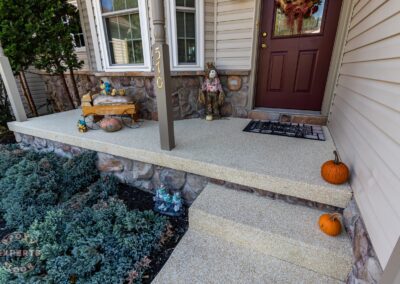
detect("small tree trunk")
(69, 67), (81, 106)
(59, 73), (76, 109)
(19, 71), (38, 116)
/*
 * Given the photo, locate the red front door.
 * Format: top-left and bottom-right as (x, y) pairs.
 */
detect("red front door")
(255, 0), (342, 110)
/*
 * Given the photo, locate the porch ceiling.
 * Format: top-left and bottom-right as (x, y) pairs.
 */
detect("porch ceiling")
(8, 110), (352, 208)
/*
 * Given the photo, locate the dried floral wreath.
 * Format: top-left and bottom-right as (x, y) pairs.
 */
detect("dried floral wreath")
(275, 0), (322, 34)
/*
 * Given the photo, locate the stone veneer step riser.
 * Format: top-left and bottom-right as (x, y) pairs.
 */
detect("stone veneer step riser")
(190, 208), (352, 281)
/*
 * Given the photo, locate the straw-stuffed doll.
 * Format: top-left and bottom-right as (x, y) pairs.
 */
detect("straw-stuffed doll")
(199, 63), (225, 121)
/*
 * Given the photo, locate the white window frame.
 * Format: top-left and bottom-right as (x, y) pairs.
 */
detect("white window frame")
(92, 0), (151, 72)
(167, 0), (204, 71)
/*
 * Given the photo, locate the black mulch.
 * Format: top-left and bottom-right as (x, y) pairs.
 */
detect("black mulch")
(0, 132), (16, 145)
(118, 184), (189, 283)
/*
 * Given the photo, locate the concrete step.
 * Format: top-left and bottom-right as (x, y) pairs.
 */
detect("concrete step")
(153, 229), (343, 284)
(190, 185), (353, 281)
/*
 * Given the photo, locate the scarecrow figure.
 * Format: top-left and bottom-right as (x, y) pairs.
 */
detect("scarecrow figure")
(199, 63), (225, 121)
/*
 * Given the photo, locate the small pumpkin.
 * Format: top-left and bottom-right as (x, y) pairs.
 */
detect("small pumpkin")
(321, 151), (349, 185)
(99, 117), (122, 132)
(319, 213), (342, 237)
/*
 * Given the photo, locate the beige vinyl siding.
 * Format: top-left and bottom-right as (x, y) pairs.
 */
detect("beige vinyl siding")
(214, 0), (255, 70)
(75, 0), (97, 70)
(205, 0), (215, 64)
(329, 0), (400, 269)
(16, 72), (49, 116)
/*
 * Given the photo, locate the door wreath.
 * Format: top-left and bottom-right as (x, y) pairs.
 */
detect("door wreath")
(275, 0), (322, 34)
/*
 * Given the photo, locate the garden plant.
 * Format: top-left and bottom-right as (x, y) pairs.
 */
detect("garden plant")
(0, 146), (170, 283)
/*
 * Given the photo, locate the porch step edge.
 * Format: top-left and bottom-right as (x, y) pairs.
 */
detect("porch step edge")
(189, 184), (353, 281)
(152, 229), (344, 284)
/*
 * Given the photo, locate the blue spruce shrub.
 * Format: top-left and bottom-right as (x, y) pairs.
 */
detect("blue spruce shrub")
(0, 147), (168, 283)
(0, 149), (98, 230)
(0, 145), (26, 179)
(60, 151), (99, 201)
(5, 200), (167, 283)
(0, 156), (63, 230)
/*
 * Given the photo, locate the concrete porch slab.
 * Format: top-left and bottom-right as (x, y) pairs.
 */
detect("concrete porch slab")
(8, 109), (352, 208)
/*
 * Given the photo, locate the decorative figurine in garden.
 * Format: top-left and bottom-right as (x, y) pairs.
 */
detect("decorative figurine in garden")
(172, 192), (183, 213)
(154, 184), (183, 216)
(199, 62), (225, 121)
(77, 119), (88, 133)
(100, 80), (112, 96)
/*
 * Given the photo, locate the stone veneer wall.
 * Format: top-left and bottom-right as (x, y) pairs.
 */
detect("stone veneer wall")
(16, 133), (382, 283)
(344, 201), (383, 283)
(41, 73), (250, 120)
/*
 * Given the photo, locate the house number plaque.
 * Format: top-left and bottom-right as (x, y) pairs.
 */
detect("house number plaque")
(154, 46), (164, 89)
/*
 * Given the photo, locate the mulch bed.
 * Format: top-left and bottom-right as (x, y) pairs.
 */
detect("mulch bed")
(118, 184), (189, 283)
(0, 131), (16, 145)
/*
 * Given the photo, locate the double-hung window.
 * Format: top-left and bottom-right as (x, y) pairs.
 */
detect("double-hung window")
(168, 0), (204, 71)
(94, 0), (151, 71)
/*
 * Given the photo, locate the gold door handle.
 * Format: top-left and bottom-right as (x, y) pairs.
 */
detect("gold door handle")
(262, 32), (268, 37)
(261, 43), (267, 49)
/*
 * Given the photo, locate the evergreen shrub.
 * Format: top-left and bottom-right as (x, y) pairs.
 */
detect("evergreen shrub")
(0, 147), (168, 283)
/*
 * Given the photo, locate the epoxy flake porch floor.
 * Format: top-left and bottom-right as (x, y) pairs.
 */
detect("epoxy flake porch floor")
(8, 110), (352, 208)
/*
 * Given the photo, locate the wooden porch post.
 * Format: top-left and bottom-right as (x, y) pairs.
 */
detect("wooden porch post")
(151, 0), (175, 151)
(379, 237), (400, 284)
(0, 44), (27, 122)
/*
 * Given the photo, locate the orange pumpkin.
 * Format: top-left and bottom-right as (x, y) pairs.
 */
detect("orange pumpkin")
(321, 151), (349, 185)
(319, 213), (342, 236)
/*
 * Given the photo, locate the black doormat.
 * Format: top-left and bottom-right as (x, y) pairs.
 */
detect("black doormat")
(243, 120), (325, 141)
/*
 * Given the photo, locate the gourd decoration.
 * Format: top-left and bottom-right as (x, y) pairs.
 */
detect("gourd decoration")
(99, 117), (122, 132)
(321, 151), (349, 185)
(319, 213), (342, 237)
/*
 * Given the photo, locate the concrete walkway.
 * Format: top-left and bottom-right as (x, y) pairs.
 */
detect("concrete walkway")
(8, 110), (351, 207)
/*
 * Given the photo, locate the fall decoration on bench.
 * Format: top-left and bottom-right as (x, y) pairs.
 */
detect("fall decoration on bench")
(276, 0), (322, 33)
(81, 81), (139, 128)
(199, 63), (225, 121)
(319, 213), (342, 237)
(321, 150), (350, 185)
